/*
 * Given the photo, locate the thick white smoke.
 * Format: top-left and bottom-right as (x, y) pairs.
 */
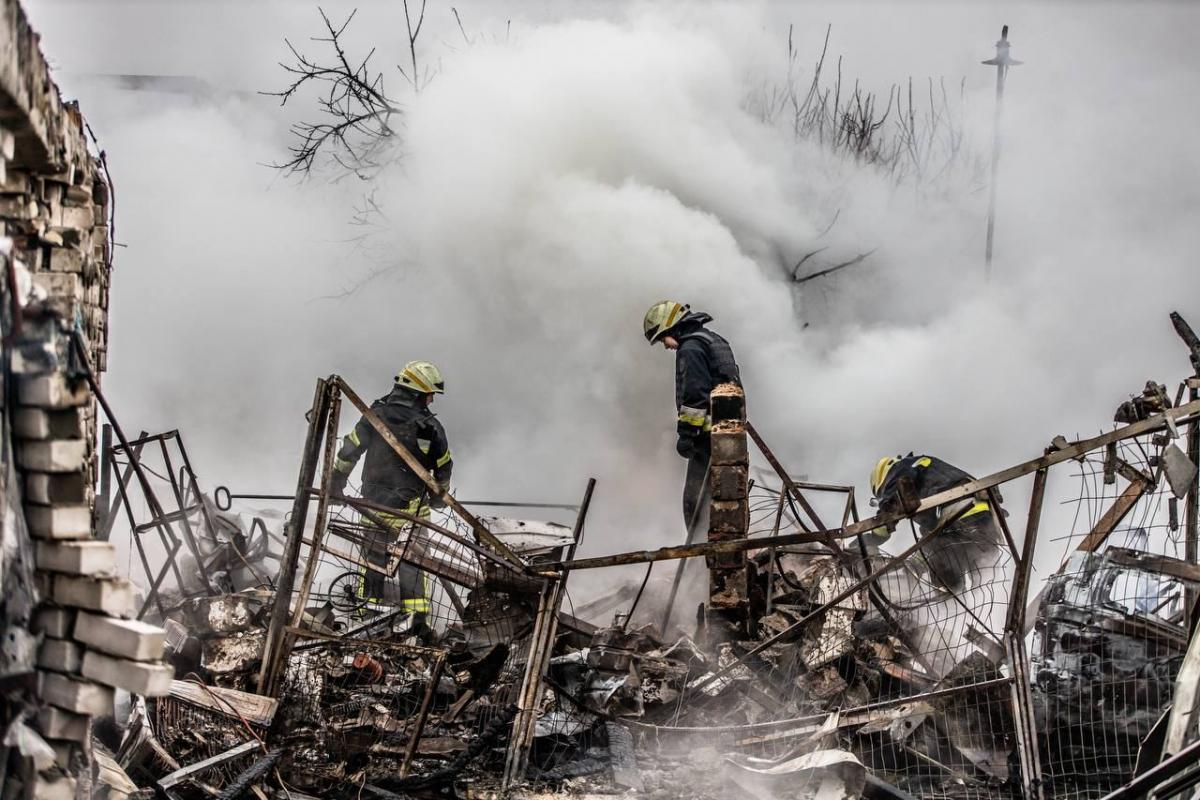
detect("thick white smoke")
(24, 1), (1200, 600)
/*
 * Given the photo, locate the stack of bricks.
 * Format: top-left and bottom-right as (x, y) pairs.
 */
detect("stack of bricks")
(0, 1), (173, 798)
(707, 382), (750, 615)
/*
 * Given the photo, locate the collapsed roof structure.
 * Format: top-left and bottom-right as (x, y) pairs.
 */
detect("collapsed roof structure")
(76, 317), (1200, 800)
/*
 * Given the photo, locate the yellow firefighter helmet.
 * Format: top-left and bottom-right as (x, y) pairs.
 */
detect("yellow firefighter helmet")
(643, 300), (689, 345)
(396, 360), (445, 394)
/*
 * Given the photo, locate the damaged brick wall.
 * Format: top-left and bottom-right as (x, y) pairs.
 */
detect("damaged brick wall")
(0, 1), (169, 798)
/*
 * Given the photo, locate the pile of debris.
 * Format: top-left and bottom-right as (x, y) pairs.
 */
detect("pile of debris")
(74, 338), (1200, 800)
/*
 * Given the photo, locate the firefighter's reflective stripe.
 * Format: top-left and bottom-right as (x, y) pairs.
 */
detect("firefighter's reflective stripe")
(334, 457), (355, 473)
(374, 500), (429, 529)
(959, 500), (991, 520)
(417, 438), (432, 454)
(358, 506), (433, 610)
(913, 457), (933, 469)
(678, 405), (709, 428)
(932, 499), (990, 524)
(348, 429), (362, 447)
(436, 450), (452, 468)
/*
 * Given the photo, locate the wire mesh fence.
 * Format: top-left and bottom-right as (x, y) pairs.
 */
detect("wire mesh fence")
(1033, 440), (1198, 799)
(115, 375), (1200, 799)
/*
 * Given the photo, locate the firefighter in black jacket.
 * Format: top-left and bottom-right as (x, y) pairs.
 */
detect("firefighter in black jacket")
(643, 301), (741, 532)
(330, 361), (453, 619)
(870, 454), (1002, 593)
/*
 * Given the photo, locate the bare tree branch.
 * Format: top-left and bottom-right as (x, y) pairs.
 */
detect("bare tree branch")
(793, 249), (877, 285)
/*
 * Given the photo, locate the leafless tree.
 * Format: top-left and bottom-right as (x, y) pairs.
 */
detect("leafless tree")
(266, 4), (431, 180)
(746, 25), (985, 285)
(748, 25), (983, 192)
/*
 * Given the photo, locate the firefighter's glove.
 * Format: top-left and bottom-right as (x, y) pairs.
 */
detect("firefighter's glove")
(329, 471), (349, 499)
(676, 435), (697, 459)
(429, 488), (449, 510)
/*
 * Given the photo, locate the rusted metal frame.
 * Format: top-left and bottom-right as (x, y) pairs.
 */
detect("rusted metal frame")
(1008, 644), (1039, 786)
(110, 429), (181, 451)
(1073, 462), (1153, 554)
(687, 497), (978, 697)
(553, 527), (856, 572)
(175, 432), (227, 564)
(765, 492), (787, 615)
(1003, 466), (1049, 800)
(503, 576), (559, 788)
(334, 377), (524, 568)
(257, 377), (332, 696)
(1007, 632), (1046, 800)
(99, 436), (145, 541)
(103, 427), (179, 617)
(399, 653), (445, 778)
(157, 437), (218, 595)
(109, 436), (186, 618)
(71, 331), (204, 610)
(746, 422), (819, 533)
(282, 386), (342, 667)
(1009, 468), (1047, 636)
(557, 403), (1200, 576)
(989, 490), (1022, 563)
(112, 453), (179, 619)
(503, 478), (596, 788)
(1106, 548), (1200, 583)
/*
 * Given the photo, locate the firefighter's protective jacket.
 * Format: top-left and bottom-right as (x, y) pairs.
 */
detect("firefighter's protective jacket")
(876, 455), (989, 532)
(333, 385), (453, 511)
(673, 312), (741, 456)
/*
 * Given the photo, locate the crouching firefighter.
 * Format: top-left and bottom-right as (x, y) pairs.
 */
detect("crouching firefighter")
(643, 301), (742, 535)
(869, 455), (1002, 594)
(329, 361), (454, 627)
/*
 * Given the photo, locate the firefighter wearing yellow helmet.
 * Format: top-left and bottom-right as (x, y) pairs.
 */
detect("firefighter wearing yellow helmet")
(870, 453), (1002, 594)
(643, 301), (741, 531)
(330, 360), (453, 629)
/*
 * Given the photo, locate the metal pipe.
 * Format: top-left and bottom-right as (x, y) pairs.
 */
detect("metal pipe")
(287, 386), (342, 637)
(982, 25), (1021, 278)
(257, 378), (332, 696)
(502, 478), (595, 788)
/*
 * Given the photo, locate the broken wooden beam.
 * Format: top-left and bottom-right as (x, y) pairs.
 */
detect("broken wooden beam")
(167, 680), (278, 727)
